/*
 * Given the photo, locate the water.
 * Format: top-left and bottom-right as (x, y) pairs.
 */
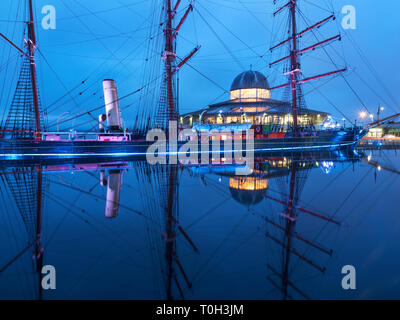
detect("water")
(0, 148), (399, 300)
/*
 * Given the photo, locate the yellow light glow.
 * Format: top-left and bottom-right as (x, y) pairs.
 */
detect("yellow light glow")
(229, 177), (268, 191)
(230, 88), (271, 101)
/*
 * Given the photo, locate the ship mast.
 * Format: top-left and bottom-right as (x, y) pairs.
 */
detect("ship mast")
(269, 1), (347, 132)
(165, 0), (176, 122)
(27, 0), (41, 140)
(289, 1), (299, 135)
(163, 0), (198, 123)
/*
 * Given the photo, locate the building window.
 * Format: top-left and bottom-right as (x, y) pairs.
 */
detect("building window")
(230, 88), (271, 101)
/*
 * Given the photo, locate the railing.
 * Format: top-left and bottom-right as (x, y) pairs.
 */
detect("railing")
(42, 131), (131, 142)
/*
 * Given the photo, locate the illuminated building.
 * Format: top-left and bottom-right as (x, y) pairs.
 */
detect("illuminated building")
(366, 122), (400, 138)
(180, 70), (329, 127)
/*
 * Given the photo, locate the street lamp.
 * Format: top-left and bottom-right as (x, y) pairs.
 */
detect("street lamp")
(217, 110), (224, 124)
(377, 106), (384, 121)
(199, 109), (208, 124)
(57, 112), (70, 133)
(359, 111), (367, 126)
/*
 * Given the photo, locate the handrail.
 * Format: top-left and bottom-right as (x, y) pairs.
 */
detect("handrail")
(365, 113), (400, 129)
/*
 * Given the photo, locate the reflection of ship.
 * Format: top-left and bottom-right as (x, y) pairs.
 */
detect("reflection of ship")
(0, 164), (45, 299)
(0, 159), (131, 298)
(101, 169), (123, 219)
(229, 176), (268, 207)
(133, 161), (198, 300)
(186, 151), (362, 299)
(265, 160), (335, 300)
(188, 149), (362, 206)
(0, 149), (368, 299)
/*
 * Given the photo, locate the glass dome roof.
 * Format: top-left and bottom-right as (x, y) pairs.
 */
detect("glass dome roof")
(230, 70), (270, 91)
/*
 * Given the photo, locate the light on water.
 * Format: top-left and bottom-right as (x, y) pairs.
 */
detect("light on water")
(0, 148), (399, 300)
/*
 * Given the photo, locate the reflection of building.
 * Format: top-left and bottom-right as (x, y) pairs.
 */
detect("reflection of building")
(181, 70), (328, 127)
(229, 176), (268, 206)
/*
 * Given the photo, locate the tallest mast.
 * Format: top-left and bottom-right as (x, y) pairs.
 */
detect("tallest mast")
(289, 0), (299, 136)
(164, 0), (176, 123)
(27, 0), (41, 140)
(269, 1), (346, 131)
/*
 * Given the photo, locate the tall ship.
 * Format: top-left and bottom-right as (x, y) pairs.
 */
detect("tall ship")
(0, 0), (395, 160)
(181, 0), (369, 151)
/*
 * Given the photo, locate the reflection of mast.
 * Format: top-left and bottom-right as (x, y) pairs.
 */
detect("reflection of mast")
(34, 165), (44, 299)
(0, 164), (45, 299)
(282, 163), (297, 299)
(134, 161), (197, 300)
(164, 166), (198, 299)
(265, 160), (335, 300)
(163, 0), (198, 300)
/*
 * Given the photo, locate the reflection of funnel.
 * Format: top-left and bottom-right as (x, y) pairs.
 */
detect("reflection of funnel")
(105, 170), (122, 218)
(100, 170), (107, 186)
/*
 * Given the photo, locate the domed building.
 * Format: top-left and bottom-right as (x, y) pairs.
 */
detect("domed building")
(229, 176), (268, 207)
(230, 70), (271, 101)
(180, 70), (328, 127)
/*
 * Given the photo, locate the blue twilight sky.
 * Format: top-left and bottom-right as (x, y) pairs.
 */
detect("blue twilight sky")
(0, 0), (399, 130)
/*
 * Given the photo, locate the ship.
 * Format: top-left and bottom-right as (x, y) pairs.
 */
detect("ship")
(1, 0), (397, 160)
(182, 1), (370, 152)
(0, 0), (184, 160)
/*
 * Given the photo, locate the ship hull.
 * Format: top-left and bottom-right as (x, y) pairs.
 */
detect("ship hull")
(0, 129), (365, 160)
(252, 129), (364, 153)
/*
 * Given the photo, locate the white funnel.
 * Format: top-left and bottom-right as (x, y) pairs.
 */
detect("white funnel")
(102, 79), (122, 131)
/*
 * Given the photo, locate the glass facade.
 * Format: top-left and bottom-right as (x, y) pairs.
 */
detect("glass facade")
(200, 114), (322, 126)
(230, 88), (271, 101)
(229, 176), (268, 191)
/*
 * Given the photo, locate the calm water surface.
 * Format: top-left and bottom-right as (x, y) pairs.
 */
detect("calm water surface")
(0, 148), (399, 300)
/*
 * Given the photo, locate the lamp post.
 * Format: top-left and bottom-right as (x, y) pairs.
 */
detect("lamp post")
(377, 105), (384, 121)
(342, 118), (346, 128)
(217, 110), (224, 124)
(199, 109), (208, 124)
(359, 111), (367, 126)
(57, 112), (70, 133)
(369, 114), (374, 123)
(181, 115), (191, 125)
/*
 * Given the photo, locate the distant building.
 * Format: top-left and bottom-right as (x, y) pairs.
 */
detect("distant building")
(180, 70), (329, 127)
(367, 122), (400, 138)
